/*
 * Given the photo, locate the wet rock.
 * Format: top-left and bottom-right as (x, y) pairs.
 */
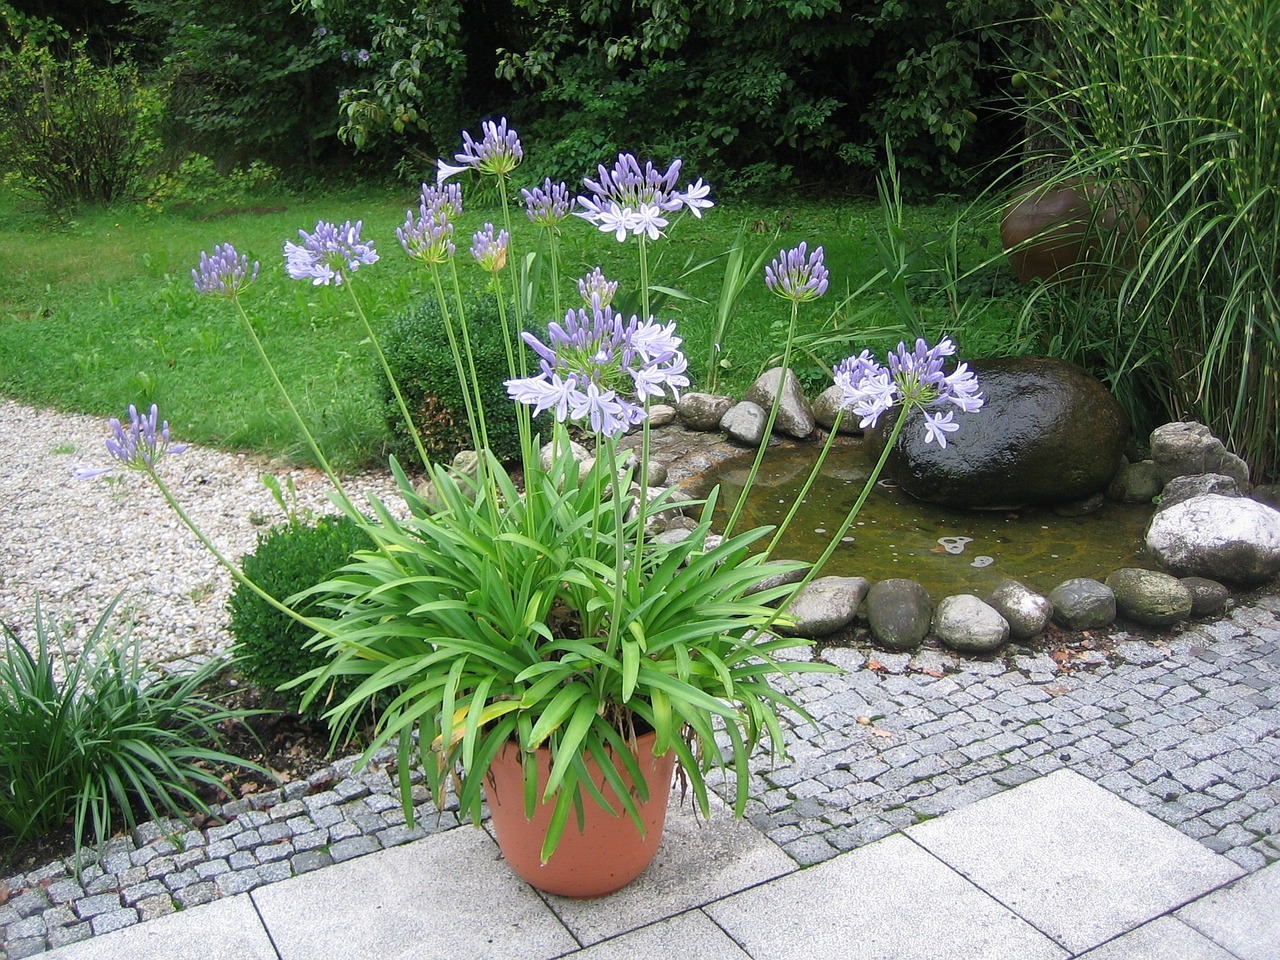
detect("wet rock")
(866, 356), (1128, 508)
(779, 576), (869, 638)
(721, 401), (768, 447)
(744, 367), (815, 439)
(1155, 473), (1241, 514)
(1104, 568), (1193, 627)
(677, 393), (735, 431)
(1179, 576), (1230, 619)
(1108, 460), (1162, 504)
(619, 451), (668, 487)
(986, 579), (1053, 641)
(1253, 483), (1280, 511)
(652, 527), (694, 547)
(812, 385), (860, 435)
(1049, 577), (1117, 630)
(934, 594), (1010, 653)
(1146, 494), (1280, 586)
(1052, 492), (1105, 517)
(865, 579), (933, 650)
(1150, 421), (1249, 487)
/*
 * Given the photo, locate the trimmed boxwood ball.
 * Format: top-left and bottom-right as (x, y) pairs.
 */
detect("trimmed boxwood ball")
(228, 515), (370, 719)
(380, 293), (521, 467)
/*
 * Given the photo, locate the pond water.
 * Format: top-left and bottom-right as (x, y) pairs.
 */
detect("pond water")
(693, 441), (1156, 601)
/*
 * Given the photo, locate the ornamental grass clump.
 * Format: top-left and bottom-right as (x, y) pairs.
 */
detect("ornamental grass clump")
(0, 597), (265, 868)
(76, 116), (986, 867)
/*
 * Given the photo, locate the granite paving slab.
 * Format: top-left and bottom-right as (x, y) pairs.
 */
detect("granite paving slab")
(251, 827), (578, 960)
(705, 832), (1068, 960)
(1075, 916), (1238, 960)
(905, 768), (1245, 954)
(556, 909), (750, 959)
(38, 893), (276, 960)
(1176, 860), (1280, 960)
(535, 794), (795, 947)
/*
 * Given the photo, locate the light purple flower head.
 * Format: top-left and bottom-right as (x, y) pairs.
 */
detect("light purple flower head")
(470, 223), (509, 273)
(397, 183), (460, 265)
(577, 267), (618, 307)
(833, 337), (984, 446)
(437, 117), (523, 184)
(505, 303), (689, 437)
(76, 403), (188, 478)
(284, 220), (378, 285)
(522, 178), (571, 227)
(575, 153), (713, 242)
(765, 242), (829, 304)
(192, 243), (259, 300)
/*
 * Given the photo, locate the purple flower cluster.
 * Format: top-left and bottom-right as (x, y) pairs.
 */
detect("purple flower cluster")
(284, 220), (378, 286)
(470, 223), (509, 273)
(398, 183), (462, 265)
(76, 404), (188, 477)
(575, 154), (712, 242)
(505, 301), (690, 436)
(522, 178), (571, 227)
(577, 267), (618, 307)
(192, 243), (259, 300)
(834, 337), (984, 448)
(765, 242), (829, 304)
(437, 117), (523, 184)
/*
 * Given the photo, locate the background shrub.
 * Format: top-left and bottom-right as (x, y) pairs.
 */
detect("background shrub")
(0, 597), (260, 863)
(379, 292), (522, 468)
(0, 40), (155, 209)
(228, 514), (371, 720)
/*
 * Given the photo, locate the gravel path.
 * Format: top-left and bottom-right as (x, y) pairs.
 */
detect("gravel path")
(0, 399), (402, 665)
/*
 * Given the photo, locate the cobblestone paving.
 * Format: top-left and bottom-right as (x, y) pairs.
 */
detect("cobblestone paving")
(733, 591), (1280, 870)
(2, 591), (1277, 958)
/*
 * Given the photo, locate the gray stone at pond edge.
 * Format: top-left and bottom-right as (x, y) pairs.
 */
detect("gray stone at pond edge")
(865, 579), (933, 650)
(865, 356), (1128, 508)
(934, 594), (1010, 653)
(1104, 568), (1194, 628)
(1049, 578), (1117, 630)
(744, 367), (816, 439)
(1179, 576), (1230, 618)
(678, 392), (735, 431)
(1108, 459), (1162, 504)
(779, 576), (869, 638)
(647, 403), (677, 427)
(540, 437), (589, 469)
(1155, 473), (1241, 514)
(986, 579), (1053, 641)
(1150, 421), (1250, 487)
(1146, 493), (1280, 586)
(744, 559), (810, 600)
(812, 385), (860, 435)
(721, 401), (769, 447)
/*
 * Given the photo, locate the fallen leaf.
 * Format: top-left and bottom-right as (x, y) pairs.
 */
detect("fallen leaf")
(1045, 683), (1072, 696)
(855, 716), (873, 725)
(870, 728), (894, 739)
(867, 659), (887, 673)
(918, 667), (944, 678)
(0, 882), (9, 905)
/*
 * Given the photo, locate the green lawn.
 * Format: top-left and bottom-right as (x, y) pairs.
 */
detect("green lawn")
(0, 183), (1026, 470)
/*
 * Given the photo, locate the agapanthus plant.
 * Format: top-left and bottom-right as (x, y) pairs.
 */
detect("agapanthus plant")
(76, 116), (986, 879)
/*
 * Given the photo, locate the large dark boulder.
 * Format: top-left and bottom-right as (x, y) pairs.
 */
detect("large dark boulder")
(866, 356), (1128, 509)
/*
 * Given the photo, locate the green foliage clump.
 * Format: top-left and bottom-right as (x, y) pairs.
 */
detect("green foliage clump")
(0, 597), (262, 866)
(0, 40), (155, 209)
(229, 515), (370, 719)
(1018, 0), (1280, 479)
(379, 293), (522, 467)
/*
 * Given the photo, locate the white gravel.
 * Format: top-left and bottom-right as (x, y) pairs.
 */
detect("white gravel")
(0, 398), (403, 665)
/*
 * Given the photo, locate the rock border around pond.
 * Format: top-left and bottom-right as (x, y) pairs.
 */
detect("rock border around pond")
(624, 372), (1280, 658)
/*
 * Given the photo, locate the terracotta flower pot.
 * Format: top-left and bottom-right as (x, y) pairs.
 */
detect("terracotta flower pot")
(1001, 176), (1147, 284)
(483, 731), (676, 898)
